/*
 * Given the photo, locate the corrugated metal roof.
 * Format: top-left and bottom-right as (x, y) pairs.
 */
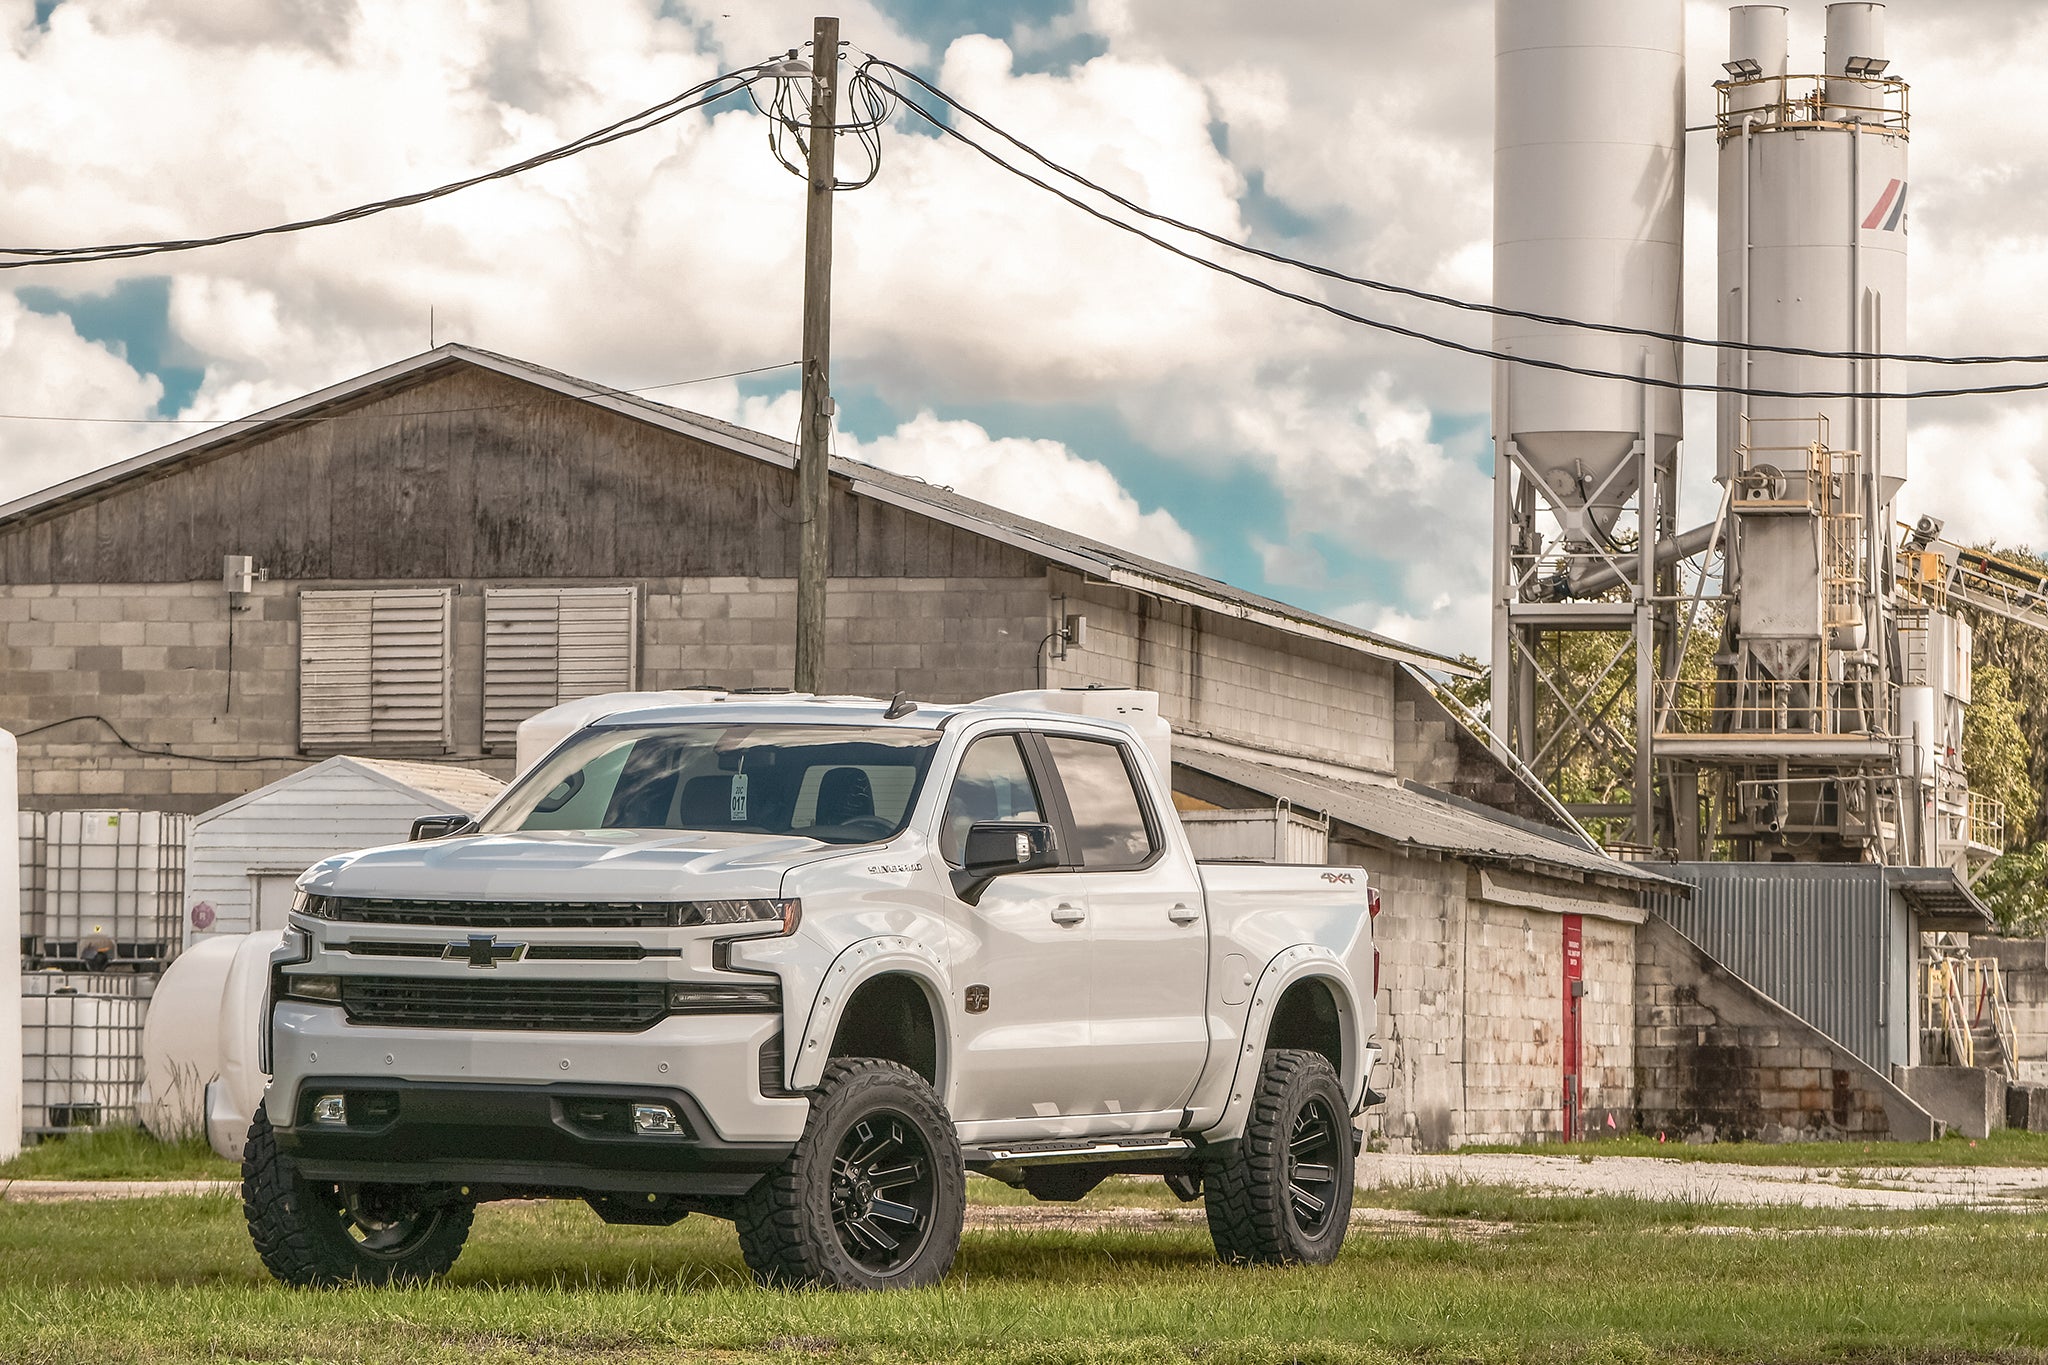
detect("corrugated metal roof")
(1173, 739), (1676, 889)
(0, 345), (1472, 677)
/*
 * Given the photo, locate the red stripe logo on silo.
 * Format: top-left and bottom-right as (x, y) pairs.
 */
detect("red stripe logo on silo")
(1862, 179), (1908, 232)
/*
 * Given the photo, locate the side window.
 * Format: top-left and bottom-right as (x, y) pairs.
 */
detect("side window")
(941, 734), (1044, 866)
(1043, 736), (1155, 869)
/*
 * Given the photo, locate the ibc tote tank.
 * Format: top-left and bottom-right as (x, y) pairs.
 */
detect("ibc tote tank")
(1493, 0), (1686, 545)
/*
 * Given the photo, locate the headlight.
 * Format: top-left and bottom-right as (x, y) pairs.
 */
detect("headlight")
(291, 891), (334, 920)
(667, 981), (783, 1013)
(282, 974), (343, 1002)
(680, 899), (801, 934)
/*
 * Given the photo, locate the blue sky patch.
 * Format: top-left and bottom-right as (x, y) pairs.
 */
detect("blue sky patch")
(17, 276), (205, 417)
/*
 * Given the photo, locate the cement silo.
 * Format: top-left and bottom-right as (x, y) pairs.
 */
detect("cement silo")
(1493, 0), (1685, 549)
(1489, 0), (1687, 848)
(1711, 4), (1909, 771)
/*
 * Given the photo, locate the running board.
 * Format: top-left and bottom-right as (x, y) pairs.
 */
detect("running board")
(962, 1137), (1195, 1171)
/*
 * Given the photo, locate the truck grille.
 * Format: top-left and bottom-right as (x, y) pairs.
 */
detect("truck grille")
(325, 898), (677, 929)
(338, 977), (669, 1033)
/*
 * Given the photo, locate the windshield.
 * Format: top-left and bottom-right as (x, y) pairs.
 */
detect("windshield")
(479, 723), (943, 843)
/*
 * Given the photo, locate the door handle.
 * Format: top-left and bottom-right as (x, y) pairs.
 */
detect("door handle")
(1051, 902), (1086, 925)
(1168, 903), (1200, 925)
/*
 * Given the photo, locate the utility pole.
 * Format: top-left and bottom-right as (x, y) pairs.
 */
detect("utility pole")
(793, 16), (839, 694)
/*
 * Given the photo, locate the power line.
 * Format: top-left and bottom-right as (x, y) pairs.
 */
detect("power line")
(0, 360), (798, 425)
(0, 62), (777, 269)
(863, 56), (2048, 376)
(862, 63), (2048, 403)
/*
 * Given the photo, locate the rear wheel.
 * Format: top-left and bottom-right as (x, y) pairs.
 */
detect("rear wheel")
(242, 1102), (474, 1287)
(734, 1058), (964, 1289)
(1204, 1048), (1354, 1265)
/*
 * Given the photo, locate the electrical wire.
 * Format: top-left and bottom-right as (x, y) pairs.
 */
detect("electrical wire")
(0, 61), (779, 269)
(860, 63), (2048, 402)
(0, 359), (799, 425)
(864, 56), (2048, 373)
(12, 715), (304, 765)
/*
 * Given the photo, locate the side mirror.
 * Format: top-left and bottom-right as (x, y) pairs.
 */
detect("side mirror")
(410, 814), (474, 842)
(954, 822), (1059, 904)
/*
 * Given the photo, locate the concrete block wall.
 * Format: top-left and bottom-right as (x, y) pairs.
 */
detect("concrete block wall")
(1332, 836), (1640, 1151)
(0, 575), (1048, 814)
(1047, 572), (1398, 773)
(1636, 916), (1938, 1142)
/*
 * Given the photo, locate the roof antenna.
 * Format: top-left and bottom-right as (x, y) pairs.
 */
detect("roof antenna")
(884, 691), (918, 720)
(429, 305), (434, 349)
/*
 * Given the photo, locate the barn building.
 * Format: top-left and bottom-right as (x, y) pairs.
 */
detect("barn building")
(0, 343), (1687, 1149)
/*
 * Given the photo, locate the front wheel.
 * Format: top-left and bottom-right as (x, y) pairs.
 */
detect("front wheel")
(242, 1102), (474, 1287)
(1204, 1048), (1355, 1265)
(734, 1058), (964, 1289)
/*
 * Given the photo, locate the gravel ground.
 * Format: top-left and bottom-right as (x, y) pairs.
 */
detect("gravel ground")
(8, 1152), (2046, 1215)
(1359, 1152), (2048, 1209)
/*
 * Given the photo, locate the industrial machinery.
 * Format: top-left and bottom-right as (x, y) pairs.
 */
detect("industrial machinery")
(1490, 1), (2002, 871)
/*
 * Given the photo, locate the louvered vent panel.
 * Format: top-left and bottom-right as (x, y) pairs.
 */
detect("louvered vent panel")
(300, 589), (452, 751)
(483, 587), (638, 748)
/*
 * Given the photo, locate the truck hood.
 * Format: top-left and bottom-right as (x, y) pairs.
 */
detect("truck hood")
(303, 829), (847, 902)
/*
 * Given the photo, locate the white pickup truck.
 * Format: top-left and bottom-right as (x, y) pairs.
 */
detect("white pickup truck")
(245, 690), (1383, 1290)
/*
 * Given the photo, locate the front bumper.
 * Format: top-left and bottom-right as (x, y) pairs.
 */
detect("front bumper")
(274, 1079), (794, 1198)
(269, 1000), (812, 1193)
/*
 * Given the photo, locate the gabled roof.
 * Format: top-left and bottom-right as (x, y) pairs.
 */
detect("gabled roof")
(192, 755), (504, 826)
(0, 344), (1473, 676)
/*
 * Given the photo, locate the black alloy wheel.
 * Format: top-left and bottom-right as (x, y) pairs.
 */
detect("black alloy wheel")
(339, 1185), (451, 1261)
(1285, 1095), (1343, 1237)
(828, 1112), (936, 1270)
(1203, 1048), (1356, 1265)
(734, 1057), (965, 1290)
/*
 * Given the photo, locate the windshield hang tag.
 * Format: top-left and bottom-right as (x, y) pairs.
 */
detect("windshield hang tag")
(729, 773), (749, 823)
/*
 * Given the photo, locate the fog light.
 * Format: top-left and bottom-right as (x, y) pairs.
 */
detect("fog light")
(631, 1103), (682, 1135)
(310, 1094), (348, 1126)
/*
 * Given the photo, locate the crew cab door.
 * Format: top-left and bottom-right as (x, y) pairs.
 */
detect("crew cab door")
(1036, 732), (1210, 1118)
(937, 731), (1098, 1126)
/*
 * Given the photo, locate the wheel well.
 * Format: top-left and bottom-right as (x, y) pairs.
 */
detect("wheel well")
(1265, 977), (1343, 1076)
(827, 973), (939, 1086)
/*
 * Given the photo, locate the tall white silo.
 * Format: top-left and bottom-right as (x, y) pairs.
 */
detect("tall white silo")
(1715, 3), (1907, 686)
(1493, 0), (1686, 548)
(1717, 2), (1907, 502)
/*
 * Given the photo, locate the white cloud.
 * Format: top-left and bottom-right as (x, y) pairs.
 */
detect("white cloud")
(4, 0), (2043, 666)
(691, 386), (1200, 568)
(0, 295), (164, 501)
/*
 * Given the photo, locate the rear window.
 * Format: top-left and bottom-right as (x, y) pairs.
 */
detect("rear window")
(1043, 735), (1156, 869)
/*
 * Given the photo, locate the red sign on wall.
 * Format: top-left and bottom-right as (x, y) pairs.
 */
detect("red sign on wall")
(1562, 913), (1584, 1142)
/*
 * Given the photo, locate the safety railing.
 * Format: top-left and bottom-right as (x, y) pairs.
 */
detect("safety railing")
(1716, 73), (1910, 139)
(1925, 957), (1976, 1070)
(1925, 956), (2020, 1080)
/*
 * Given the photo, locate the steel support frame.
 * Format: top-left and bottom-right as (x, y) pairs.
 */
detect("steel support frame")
(1491, 367), (1680, 851)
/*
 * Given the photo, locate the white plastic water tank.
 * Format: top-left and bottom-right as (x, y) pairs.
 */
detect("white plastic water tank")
(1493, 0), (1686, 544)
(141, 930), (282, 1160)
(976, 688), (1173, 783)
(139, 934), (241, 1141)
(514, 691), (726, 776)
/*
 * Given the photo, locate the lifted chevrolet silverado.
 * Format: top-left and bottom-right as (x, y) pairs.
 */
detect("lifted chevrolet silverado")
(246, 690), (1382, 1289)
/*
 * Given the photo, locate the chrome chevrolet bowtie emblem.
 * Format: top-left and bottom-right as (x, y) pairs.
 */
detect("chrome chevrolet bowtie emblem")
(444, 934), (527, 968)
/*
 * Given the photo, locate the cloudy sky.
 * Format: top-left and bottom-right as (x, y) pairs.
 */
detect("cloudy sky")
(1, 0), (2042, 657)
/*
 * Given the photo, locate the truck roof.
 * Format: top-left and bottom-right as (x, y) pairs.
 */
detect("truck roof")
(582, 694), (1112, 732)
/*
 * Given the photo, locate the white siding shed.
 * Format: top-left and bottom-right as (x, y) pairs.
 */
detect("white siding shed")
(183, 757), (503, 945)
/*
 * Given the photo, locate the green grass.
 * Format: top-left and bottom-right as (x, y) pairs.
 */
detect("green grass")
(5, 1191), (2048, 1363)
(1458, 1128), (2048, 1167)
(0, 1127), (239, 1181)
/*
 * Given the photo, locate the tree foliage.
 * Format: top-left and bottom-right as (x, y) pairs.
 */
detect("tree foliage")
(1954, 544), (2048, 932)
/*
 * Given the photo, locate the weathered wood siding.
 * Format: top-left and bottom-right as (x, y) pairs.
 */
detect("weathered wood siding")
(0, 364), (1037, 584)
